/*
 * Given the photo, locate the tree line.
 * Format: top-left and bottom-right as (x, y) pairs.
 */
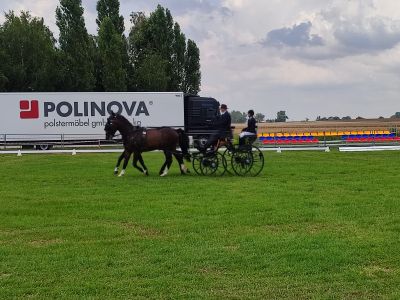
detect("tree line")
(0, 0), (201, 94)
(316, 114), (400, 121)
(230, 110), (288, 123)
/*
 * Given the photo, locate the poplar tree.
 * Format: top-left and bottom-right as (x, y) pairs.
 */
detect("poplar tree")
(170, 23), (186, 91)
(128, 5), (201, 93)
(96, 0), (128, 91)
(98, 17), (127, 91)
(184, 39), (201, 94)
(56, 0), (95, 91)
(127, 11), (147, 91)
(96, 0), (124, 35)
(135, 53), (169, 92)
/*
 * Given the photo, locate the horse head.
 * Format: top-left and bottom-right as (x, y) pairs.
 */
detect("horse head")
(105, 112), (136, 140)
(104, 112), (119, 140)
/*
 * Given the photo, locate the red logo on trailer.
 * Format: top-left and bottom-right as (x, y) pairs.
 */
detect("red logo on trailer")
(20, 100), (39, 119)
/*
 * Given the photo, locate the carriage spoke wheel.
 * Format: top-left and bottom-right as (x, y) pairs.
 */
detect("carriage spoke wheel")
(231, 150), (253, 176)
(247, 147), (264, 177)
(192, 153), (204, 175)
(222, 149), (234, 175)
(199, 152), (226, 176)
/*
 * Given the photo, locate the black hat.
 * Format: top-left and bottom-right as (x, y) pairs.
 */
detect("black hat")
(220, 104), (228, 109)
(248, 109), (254, 116)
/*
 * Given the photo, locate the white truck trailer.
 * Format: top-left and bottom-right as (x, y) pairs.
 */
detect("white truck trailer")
(0, 92), (220, 149)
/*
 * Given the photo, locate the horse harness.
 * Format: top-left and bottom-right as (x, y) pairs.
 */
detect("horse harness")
(126, 127), (147, 150)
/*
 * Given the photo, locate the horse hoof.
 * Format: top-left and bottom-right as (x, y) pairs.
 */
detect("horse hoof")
(114, 171), (118, 175)
(143, 170), (149, 176)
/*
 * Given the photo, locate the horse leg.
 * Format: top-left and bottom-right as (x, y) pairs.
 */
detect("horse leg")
(137, 153), (149, 176)
(160, 151), (172, 177)
(132, 152), (148, 175)
(159, 151), (169, 176)
(114, 151), (125, 175)
(118, 151), (131, 177)
(173, 152), (189, 175)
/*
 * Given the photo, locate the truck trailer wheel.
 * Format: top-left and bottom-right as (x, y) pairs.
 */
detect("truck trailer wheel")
(36, 144), (53, 151)
(194, 136), (208, 149)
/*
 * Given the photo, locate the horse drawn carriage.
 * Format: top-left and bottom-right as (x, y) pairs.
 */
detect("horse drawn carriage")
(192, 135), (264, 177)
(104, 95), (264, 177)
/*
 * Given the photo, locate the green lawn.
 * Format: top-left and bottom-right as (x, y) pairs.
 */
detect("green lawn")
(0, 150), (399, 299)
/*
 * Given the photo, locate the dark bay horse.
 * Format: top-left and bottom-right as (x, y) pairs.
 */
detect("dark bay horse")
(104, 112), (191, 177)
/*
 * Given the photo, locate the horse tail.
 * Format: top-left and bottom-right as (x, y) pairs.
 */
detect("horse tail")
(176, 128), (191, 162)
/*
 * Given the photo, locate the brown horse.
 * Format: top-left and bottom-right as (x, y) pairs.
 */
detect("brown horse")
(104, 112), (190, 177)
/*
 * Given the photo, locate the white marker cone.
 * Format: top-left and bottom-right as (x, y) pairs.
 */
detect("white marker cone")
(325, 147), (330, 153)
(17, 150), (22, 157)
(277, 147), (282, 153)
(72, 149), (77, 155)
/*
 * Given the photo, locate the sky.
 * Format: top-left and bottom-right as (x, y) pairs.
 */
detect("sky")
(1, 0), (400, 120)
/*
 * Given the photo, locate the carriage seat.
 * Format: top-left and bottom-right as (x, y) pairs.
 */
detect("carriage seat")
(238, 135), (257, 151)
(242, 135), (257, 144)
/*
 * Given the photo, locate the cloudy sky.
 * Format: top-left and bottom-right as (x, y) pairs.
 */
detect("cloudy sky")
(1, 0), (400, 120)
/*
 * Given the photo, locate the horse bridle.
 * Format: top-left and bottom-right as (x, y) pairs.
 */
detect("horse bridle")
(105, 119), (121, 139)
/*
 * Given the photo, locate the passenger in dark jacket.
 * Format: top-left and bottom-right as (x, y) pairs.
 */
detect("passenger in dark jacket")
(239, 109), (257, 146)
(201, 104), (231, 151)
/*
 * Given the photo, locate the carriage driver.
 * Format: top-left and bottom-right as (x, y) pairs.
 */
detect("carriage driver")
(239, 109), (257, 146)
(200, 103), (232, 152)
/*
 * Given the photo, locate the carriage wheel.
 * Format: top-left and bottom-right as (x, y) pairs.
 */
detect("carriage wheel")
(199, 152), (226, 176)
(192, 153), (204, 175)
(247, 147), (265, 177)
(192, 152), (226, 176)
(231, 150), (253, 176)
(222, 149), (234, 175)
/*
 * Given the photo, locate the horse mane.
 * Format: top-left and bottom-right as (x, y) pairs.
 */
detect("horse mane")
(116, 114), (137, 131)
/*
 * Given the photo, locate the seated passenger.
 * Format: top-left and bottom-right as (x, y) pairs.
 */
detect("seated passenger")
(239, 109), (257, 146)
(200, 104), (231, 152)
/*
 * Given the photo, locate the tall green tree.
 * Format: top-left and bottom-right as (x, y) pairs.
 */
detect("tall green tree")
(0, 11), (58, 91)
(96, 0), (124, 35)
(128, 11), (147, 63)
(127, 11), (147, 91)
(0, 73), (7, 91)
(128, 5), (201, 92)
(0, 42), (8, 91)
(170, 23), (186, 91)
(56, 0), (95, 91)
(146, 6), (174, 62)
(88, 34), (103, 92)
(184, 39), (201, 94)
(134, 5), (174, 91)
(98, 17), (127, 91)
(96, 0), (128, 91)
(135, 53), (169, 91)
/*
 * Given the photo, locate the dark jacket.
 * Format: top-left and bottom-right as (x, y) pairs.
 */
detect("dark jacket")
(243, 117), (257, 134)
(213, 111), (231, 136)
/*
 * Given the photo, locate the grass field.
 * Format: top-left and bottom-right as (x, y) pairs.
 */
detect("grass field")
(1, 150), (400, 299)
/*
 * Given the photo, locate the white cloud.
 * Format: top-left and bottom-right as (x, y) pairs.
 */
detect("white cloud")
(1, 0), (400, 119)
